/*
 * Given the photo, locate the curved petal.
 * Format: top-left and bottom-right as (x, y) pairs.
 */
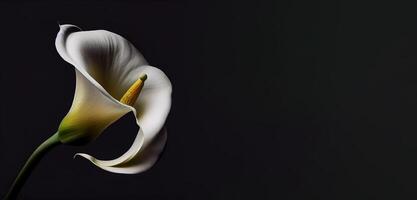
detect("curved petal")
(76, 127), (167, 174)
(56, 25), (172, 173)
(75, 66), (172, 173)
(56, 24), (148, 100)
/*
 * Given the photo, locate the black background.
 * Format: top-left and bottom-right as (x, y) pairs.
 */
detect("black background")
(1, 0), (417, 199)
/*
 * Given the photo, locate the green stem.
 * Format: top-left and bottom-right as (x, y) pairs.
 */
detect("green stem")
(4, 132), (61, 200)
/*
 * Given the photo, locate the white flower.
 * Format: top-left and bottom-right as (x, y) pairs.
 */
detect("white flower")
(55, 24), (172, 174)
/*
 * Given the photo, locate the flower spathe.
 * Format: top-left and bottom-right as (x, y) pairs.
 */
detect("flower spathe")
(55, 24), (172, 174)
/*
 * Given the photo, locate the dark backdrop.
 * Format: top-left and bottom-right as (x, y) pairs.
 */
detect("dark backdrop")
(1, 0), (417, 199)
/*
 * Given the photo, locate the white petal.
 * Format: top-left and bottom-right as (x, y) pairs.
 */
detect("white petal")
(75, 66), (172, 173)
(56, 24), (148, 100)
(56, 25), (172, 173)
(76, 127), (167, 174)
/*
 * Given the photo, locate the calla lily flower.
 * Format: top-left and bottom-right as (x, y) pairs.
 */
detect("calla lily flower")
(55, 24), (172, 174)
(4, 25), (172, 200)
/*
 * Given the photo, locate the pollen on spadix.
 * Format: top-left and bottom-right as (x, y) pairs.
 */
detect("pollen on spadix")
(119, 73), (147, 106)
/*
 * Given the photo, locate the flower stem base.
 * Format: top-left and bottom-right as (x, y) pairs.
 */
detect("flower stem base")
(4, 132), (61, 200)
